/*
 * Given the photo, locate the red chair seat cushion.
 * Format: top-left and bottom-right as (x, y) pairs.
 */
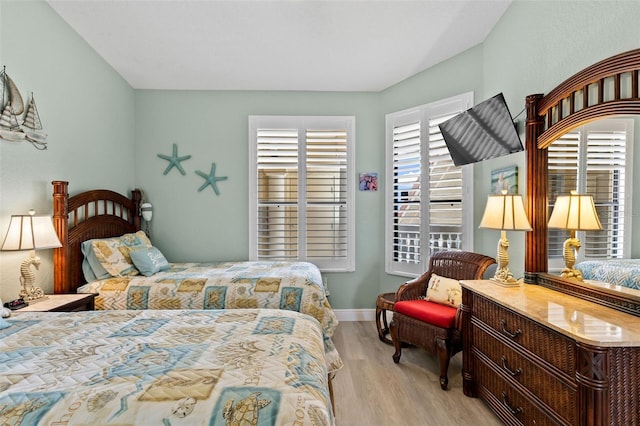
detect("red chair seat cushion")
(394, 300), (457, 328)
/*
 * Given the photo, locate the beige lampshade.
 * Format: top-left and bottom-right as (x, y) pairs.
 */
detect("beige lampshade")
(479, 191), (532, 231)
(1, 211), (62, 251)
(548, 192), (602, 231)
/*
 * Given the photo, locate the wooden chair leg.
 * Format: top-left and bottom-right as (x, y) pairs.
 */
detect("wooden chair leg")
(375, 305), (384, 341)
(435, 337), (451, 390)
(328, 373), (335, 415)
(390, 319), (402, 363)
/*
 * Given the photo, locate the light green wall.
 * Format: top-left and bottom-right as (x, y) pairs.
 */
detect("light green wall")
(1, 0), (640, 309)
(0, 1), (135, 299)
(134, 90), (384, 310)
(134, 49), (483, 309)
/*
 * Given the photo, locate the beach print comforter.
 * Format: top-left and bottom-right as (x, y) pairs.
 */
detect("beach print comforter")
(0, 309), (335, 425)
(79, 260), (338, 347)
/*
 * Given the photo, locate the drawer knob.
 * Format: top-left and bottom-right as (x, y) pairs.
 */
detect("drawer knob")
(501, 391), (523, 416)
(501, 356), (523, 377)
(500, 319), (522, 339)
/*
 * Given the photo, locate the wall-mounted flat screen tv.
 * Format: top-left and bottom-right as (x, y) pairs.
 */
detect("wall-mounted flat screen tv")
(439, 93), (523, 166)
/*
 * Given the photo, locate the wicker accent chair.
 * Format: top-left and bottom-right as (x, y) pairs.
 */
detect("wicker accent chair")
(389, 250), (495, 390)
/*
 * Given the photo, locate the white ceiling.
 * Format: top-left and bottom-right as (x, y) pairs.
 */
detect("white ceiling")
(46, 0), (511, 92)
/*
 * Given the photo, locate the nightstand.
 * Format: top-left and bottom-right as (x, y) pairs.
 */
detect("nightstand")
(15, 293), (96, 312)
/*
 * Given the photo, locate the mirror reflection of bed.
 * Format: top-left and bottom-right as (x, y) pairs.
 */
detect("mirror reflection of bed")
(524, 48), (640, 316)
(547, 117), (640, 296)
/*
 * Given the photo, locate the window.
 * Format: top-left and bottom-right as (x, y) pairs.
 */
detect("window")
(385, 93), (474, 277)
(548, 119), (633, 269)
(249, 116), (355, 272)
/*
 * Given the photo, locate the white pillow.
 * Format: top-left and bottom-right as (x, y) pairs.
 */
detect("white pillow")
(425, 273), (462, 307)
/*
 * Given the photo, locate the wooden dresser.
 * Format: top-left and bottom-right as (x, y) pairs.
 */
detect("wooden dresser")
(460, 280), (640, 425)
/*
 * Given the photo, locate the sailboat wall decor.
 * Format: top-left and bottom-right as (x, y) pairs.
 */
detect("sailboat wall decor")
(1, 66), (48, 149)
(22, 95), (47, 147)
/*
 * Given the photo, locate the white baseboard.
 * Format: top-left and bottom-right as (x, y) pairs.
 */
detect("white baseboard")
(334, 308), (375, 322)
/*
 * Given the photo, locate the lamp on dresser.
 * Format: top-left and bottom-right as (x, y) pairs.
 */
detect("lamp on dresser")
(479, 190), (531, 286)
(1, 209), (62, 301)
(547, 191), (602, 281)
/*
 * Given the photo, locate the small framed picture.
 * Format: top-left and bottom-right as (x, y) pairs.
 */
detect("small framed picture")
(359, 172), (378, 191)
(491, 166), (518, 194)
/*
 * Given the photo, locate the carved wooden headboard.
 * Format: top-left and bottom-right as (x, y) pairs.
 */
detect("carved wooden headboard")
(52, 181), (142, 294)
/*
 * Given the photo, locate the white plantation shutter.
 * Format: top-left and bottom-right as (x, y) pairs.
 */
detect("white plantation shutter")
(428, 114), (462, 252)
(584, 128), (627, 258)
(386, 93), (473, 277)
(256, 128), (299, 259)
(548, 119), (632, 266)
(305, 129), (348, 262)
(250, 116), (355, 272)
(391, 118), (422, 268)
(548, 132), (579, 259)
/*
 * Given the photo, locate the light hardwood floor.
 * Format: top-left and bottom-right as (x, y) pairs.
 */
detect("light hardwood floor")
(331, 321), (502, 426)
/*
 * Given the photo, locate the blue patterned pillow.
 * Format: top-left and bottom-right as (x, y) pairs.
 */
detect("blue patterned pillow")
(130, 246), (170, 276)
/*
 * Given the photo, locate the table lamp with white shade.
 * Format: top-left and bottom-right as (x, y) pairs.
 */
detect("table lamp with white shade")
(479, 190), (532, 286)
(548, 191), (602, 281)
(1, 210), (62, 303)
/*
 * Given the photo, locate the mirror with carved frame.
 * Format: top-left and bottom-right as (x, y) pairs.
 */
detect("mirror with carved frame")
(524, 48), (640, 316)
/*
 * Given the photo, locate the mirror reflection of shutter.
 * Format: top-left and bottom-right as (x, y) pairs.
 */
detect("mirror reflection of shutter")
(305, 128), (348, 262)
(256, 128), (299, 260)
(548, 121), (628, 262)
(548, 132), (579, 259)
(392, 120), (422, 265)
(428, 114), (462, 253)
(584, 129), (627, 259)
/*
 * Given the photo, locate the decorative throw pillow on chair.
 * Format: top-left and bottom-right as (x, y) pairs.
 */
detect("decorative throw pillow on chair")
(425, 274), (462, 307)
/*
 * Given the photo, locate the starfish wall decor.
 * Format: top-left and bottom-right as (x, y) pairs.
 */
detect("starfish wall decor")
(196, 163), (228, 196)
(157, 143), (228, 196)
(157, 143), (191, 175)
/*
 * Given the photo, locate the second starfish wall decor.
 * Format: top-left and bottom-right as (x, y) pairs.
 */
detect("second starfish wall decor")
(195, 163), (228, 195)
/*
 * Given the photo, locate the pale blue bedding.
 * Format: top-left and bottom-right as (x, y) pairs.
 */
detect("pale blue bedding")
(575, 259), (640, 290)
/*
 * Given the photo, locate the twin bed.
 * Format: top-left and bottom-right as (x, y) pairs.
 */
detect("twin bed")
(0, 180), (340, 425)
(1, 309), (333, 425)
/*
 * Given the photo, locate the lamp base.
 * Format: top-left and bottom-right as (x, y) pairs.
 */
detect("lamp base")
(19, 287), (47, 302)
(491, 232), (521, 287)
(560, 268), (584, 281)
(560, 234), (584, 281)
(489, 276), (522, 287)
(19, 252), (48, 301)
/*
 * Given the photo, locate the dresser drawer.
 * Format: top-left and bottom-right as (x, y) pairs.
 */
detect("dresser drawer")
(473, 325), (577, 424)
(474, 358), (565, 426)
(473, 295), (575, 374)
